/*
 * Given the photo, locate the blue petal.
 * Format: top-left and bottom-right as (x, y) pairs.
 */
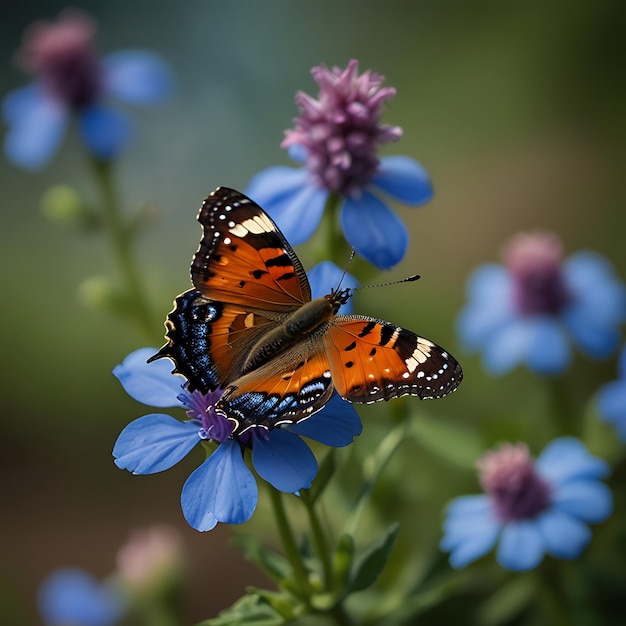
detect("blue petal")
(535, 508), (591, 559)
(535, 437), (610, 485)
(482, 317), (570, 375)
(79, 104), (132, 160)
(457, 266), (513, 351)
(181, 440), (257, 530)
(371, 156), (433, 205)
(102, 51), (173, 104)
(245, 167), (327, 245)
(3, 85), (68, 170)
(596, 381), (626, 441)
(252, 429), (317, 492)
(308, 261), (359, 314)
(440, 496), (501, 568)
(113, 347), (184, 407)
(113, 414), (200, 474)
(38, 568), (125, 626)
(552, 480), (613, 523)
(341, 191), (408, 269)
(562, 307), (621, 358)
(288, 393), (362, 447)
(496, 521), (545, 571)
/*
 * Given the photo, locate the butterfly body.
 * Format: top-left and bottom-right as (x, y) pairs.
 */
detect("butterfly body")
(153, 187), (462, 435)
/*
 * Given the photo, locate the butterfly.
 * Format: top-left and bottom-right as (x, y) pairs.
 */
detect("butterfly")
(152, 187), (462, 435)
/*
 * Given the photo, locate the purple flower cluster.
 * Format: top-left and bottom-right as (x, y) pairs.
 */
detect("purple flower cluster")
(247, 60), (433, 269)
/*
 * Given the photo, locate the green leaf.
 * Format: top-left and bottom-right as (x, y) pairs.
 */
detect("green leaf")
(232, 534), (292, 584)
(347, 523), (399, 593)
(411, 414), (484, 469)
(308, 449), (336, 504)
(198, 592), (284, 626)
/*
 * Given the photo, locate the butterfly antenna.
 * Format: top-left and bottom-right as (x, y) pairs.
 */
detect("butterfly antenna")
(336, 248), (357, 291)
(353, 274), (421, 291)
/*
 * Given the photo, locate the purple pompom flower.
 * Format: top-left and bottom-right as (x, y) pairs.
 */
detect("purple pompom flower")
(246, 60), (433, 270)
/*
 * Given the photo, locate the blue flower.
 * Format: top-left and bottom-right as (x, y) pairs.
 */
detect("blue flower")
(458, 231), (626, 375)
(38, 568), (125, 626)
(440, 438), (612, 571)
(596, 345), (626, 441)
(113, 347), (361, 532)
(3, 9), (172, 169)
(246, 60), (432, 270)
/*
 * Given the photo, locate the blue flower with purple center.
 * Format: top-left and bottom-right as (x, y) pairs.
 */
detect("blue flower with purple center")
(596, 345), (626, 442)
(38, 568), (125, 626)
(441, 438), (612, 571)
(113, 348), (361, 531)
(3, 9), (172, 169)
(246, 59), (433, 270)
(458, 231), (626, 375)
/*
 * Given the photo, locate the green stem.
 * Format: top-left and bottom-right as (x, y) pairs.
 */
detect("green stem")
(267, 487), (312, 603)
(87, 156), (158, 340)
(546, 375), (575, 437)
(345, 418), (411, 538)
(300, 489), (334, 592)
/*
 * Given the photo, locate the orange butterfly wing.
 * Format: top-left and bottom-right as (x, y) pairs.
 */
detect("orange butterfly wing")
(151, 290), (280, 393)
(191, 187), (310, 310)
(325, 316), (463, 402)
(216, 349), (334, 433)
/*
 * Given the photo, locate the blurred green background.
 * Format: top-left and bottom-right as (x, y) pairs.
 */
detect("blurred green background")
(1, 1), (625, 623)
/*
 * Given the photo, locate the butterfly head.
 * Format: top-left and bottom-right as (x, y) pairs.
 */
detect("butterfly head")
(325, 286), (353, 315)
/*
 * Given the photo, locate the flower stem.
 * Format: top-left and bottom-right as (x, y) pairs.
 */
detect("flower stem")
(300, 489), (334, 592)
(267, 487), (312, 603)
(87, 156), (158, 341)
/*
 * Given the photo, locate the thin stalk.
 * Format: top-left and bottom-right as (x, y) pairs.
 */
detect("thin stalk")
(300, 489), (333, 592)
(87, 156), (157, 340)
(267, 487), (312, 603)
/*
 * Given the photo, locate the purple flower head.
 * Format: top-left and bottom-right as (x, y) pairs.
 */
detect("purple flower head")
(246, 60), (433, 270)
(3, 10), (173, 169)
(113, 348), (362, 532)
(38, 568), (125, 626)
(282, 59), (402, 197)
(596, 345), (626, 442)
(458, 231), (626, 375)
(441, 438), (613, 571)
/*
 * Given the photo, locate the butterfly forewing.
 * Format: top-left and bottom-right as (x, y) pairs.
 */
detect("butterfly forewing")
(325, 317), (463, 402)
(191, 187), (311, 310)
(151, 289), (280, 393)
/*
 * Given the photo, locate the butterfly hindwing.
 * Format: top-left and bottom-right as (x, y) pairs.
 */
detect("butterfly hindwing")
(325, 316), (463, 402)
(191, 187), (311, 311)
(216, 348), (335, 433)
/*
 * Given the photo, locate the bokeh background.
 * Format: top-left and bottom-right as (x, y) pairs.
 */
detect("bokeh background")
(1, 1), (625, 623)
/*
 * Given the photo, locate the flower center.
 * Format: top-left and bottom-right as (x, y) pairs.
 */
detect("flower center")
(478, 443), (551, 522)
(504, 232), (571, 316)
(281, 60), (402, 197)
(179, 389), (233, 443)
(17, 10), (102, 109)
